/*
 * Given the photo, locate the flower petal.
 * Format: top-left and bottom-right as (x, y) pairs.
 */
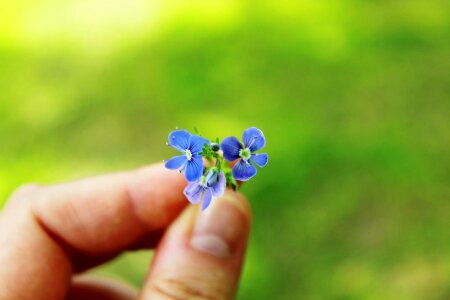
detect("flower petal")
(185, 156), (204, 182)
(189, 135), (210, 154)
(211, 171), (226, 197)
(168, 130), (191, 152)
(232, 159), (257, 181)
(184, 182), (203, 204)
(164, 155), (187, 170)
(205, 168), (219, 187)
(242, 127), (266, 152)
(220, 136), (242, 161)
(251, 153), (268, 168)
(201, 189), (213, 211)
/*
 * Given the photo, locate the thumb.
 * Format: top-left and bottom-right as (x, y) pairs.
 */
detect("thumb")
(141, 190), (252, 299)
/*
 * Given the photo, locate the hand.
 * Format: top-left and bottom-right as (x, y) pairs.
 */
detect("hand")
(0, 164), (252, 300)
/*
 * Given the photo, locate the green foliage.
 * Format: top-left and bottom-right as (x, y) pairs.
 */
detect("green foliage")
(224, 168), (238, 191)
(1, 1), (449, 299)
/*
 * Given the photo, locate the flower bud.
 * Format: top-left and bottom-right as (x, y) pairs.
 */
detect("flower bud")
(210, 142), (220, 152)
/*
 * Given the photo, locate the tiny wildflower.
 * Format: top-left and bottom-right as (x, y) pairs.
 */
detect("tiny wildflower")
(164, 127), (268, 210)
(164, 130), (209, 182)
(220, 127), (268, 181)
(184, 168), (226, 210)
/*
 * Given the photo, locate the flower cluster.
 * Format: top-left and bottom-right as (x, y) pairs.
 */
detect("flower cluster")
(164, 127), (268, 210)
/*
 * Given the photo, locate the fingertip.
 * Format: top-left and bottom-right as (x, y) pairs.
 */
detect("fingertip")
(219, 189), (252, 223)
(191, 190), (251, 259)
(127, 163), (188, 227)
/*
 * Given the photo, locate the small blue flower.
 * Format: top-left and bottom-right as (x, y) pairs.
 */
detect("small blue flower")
(164, 129), (209, 182)
(184, 168), (226, 210)
(221, 127), (268, 181)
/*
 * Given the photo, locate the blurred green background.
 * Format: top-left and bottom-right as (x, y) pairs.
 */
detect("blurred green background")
(1, 0), (449, 299)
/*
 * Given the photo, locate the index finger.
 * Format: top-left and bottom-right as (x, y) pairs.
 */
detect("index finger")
(0, 163), (187, 299)
(31, 163), (188, 254)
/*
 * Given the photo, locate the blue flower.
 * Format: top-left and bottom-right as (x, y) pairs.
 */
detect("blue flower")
(164, 130), (209, 182)
(184, 168), (226, 210)
(220, 127), (268, 181)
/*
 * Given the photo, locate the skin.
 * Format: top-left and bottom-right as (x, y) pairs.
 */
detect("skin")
(0, 163), (252, 300)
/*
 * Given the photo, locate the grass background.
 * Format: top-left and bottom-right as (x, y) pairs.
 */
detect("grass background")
(1, 1), (449, 299)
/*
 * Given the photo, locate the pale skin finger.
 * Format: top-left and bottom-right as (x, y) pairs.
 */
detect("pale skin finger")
(0, 164), (187, 300)
(0, 164), (252, 300)
(142, 190), (252, 300)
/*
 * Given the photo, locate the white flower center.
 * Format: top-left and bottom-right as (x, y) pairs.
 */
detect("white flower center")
(239, 147), (251, 161)
(185, 149), (193, 161)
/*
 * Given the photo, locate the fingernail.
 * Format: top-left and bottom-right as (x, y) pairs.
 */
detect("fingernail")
(190, 192), (249, 258)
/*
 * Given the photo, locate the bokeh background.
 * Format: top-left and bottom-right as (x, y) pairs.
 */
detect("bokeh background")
(1, 1), (449, 299)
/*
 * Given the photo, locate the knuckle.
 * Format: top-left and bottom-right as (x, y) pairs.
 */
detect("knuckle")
(148, 275), (228, 300)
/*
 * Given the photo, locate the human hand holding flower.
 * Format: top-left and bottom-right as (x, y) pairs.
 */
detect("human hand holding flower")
(0, 163), (252, 299)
